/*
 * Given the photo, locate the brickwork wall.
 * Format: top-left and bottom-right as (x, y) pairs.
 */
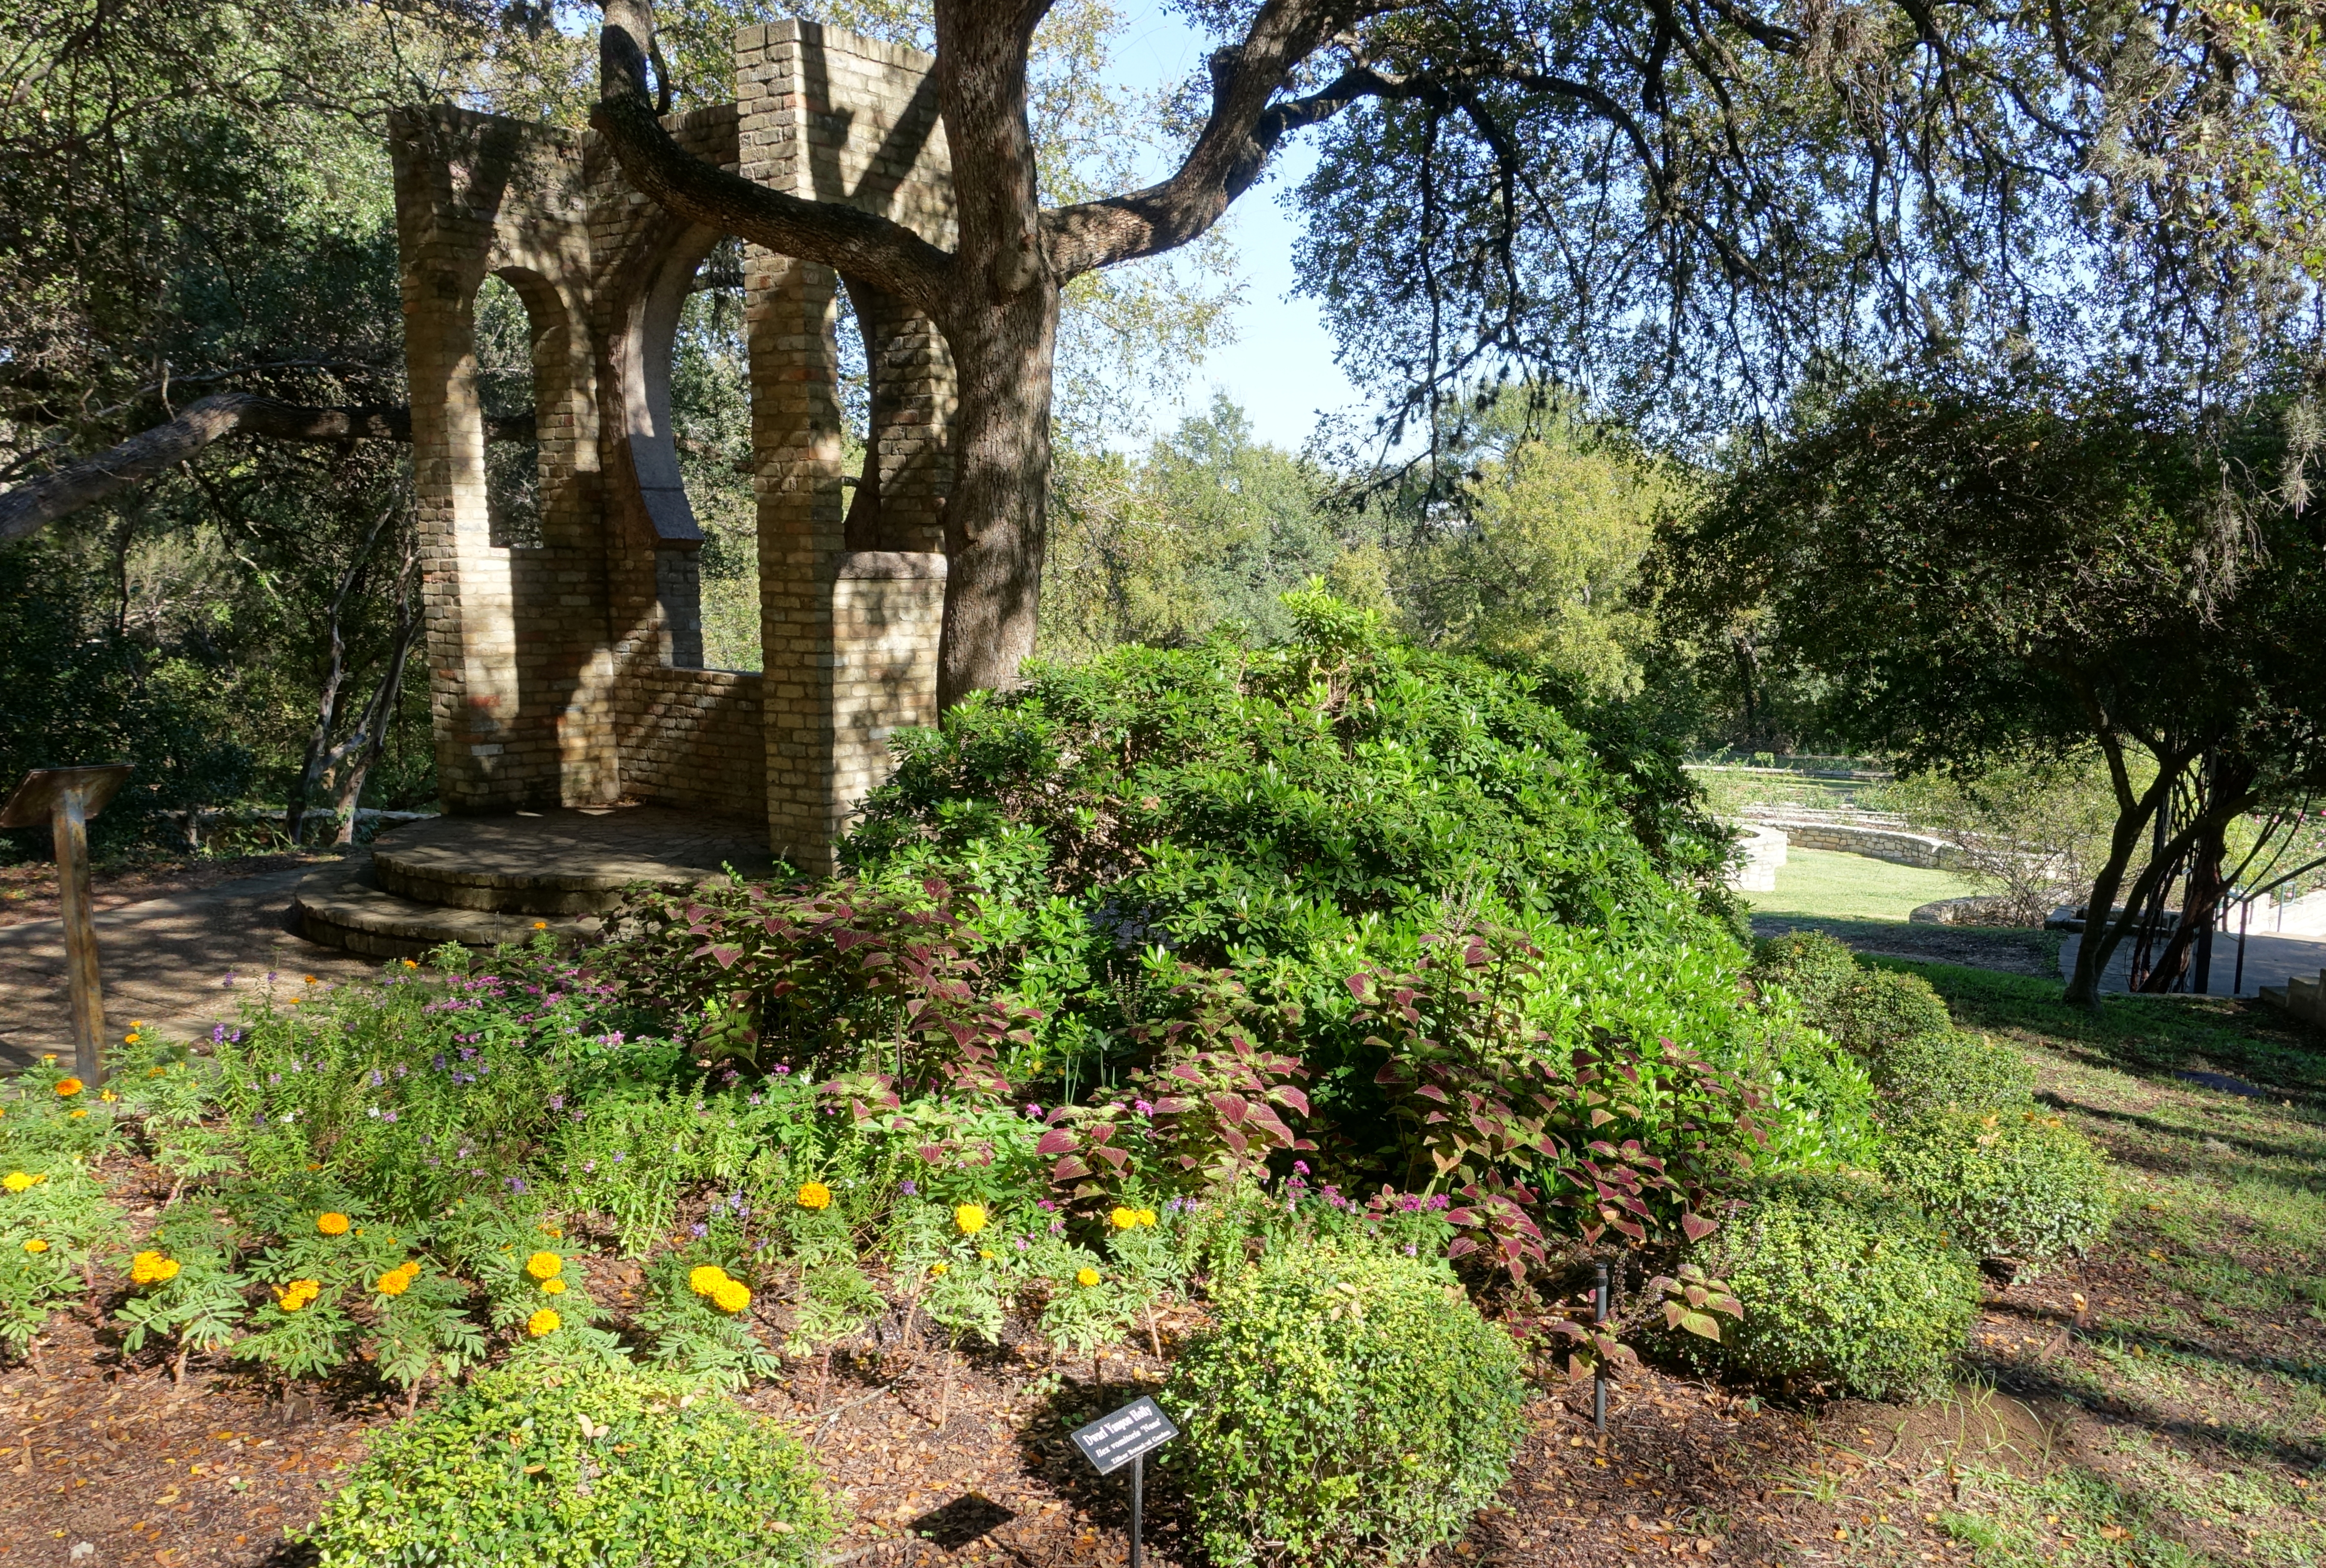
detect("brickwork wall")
(738, 21), (952, 870)
(392, 23), (950, 854)
(390, 107), (615, 812)
(612, 667), (768, 821)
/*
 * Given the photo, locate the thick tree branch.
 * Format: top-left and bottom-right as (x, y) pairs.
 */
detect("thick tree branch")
(0, 393), (533, 545)
(1042, 4), (1389, 280)
(590, 0), (956, 316)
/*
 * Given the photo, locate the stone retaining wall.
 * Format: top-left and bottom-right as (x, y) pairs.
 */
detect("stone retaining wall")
(1745, 814), (1969, 871)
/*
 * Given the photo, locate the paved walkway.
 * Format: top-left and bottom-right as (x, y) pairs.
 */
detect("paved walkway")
(0, 860), (380, 1073)
(2057, 927), (2326, 997)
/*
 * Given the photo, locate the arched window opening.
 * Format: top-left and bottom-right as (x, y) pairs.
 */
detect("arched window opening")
(474, 274), (542, 548)
(670, 237), (756, 670)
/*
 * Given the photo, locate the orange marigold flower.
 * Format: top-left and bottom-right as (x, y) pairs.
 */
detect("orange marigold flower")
(54, 1078), (82, 1097)
(316, 1212), (352, 1236)
(374, 1267), (414, 1296)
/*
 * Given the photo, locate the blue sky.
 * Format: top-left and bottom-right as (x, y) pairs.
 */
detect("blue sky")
(1101, 2), (1369, 451)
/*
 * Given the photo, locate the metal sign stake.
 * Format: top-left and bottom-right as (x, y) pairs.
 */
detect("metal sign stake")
(1, 765), (134, 1086)
(1070, 1393), (1177, 1568)
(1594, 1258), (1611, 1433)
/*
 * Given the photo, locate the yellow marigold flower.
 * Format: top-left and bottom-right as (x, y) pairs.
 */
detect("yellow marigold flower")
(542, 1277), (567, 1295)
(979, 1250), (994, 1260)
(954, 1203), (988, 1236)
(54, 1077), (83, 1097)
(23, 1238), (48, 1254)
(796, 1181), (833, 1211)
(929, 1262), (948, 1276)
(525, 1250), (563, 1281)
(711, 1278), (751, 1314)
(316, 1212), (351, 1236)
(1076, 1267), (1101, 1288)
(41, 1053), (55, 1063)
(374, 1267), (413, 1296)
(1138, 1208), (1158, 1227)
(688, 1264), (728, 1297)
(527, 1308), (560, 1337)
(69, 1109), (88, 1119)
(123, 1033), (140, 1045)
(276, 1279), (320, 1311)
(1, 1172), (32, 1193)
(1109, 1206), (1137, 1230)
(99, 1089), (118, 1102)
(402, 958), (418, 969)
(131, 1250), (181, 1285)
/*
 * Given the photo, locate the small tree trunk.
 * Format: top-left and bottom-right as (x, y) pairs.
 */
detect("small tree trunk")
(2064, 771), (2178, 1008)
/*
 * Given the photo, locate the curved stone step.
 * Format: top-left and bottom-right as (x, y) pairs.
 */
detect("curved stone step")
(293, 860), (589, 959)
(368, 806), (776, 915)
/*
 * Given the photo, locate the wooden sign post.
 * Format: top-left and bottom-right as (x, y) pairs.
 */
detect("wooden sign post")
(1, 764), (134, 1087)
(1071, 1394), (1179, 1568)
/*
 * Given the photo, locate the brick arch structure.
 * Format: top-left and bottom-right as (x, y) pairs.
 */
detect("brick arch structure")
(388, 20), (956, 871)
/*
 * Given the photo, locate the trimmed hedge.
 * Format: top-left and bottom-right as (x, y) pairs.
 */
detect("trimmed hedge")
(1750, 934), (1952, 1058)
(1882, 1108), (2114, 1269)
(1165, 1246), (1529, 1568)
(1686, 1174), (1980, 1401)
(304, 1365), (836, 1567)
(1871, 1029), (2038, 1120)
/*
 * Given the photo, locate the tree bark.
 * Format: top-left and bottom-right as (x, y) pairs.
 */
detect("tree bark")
(2062, 762), (2178, 1008)
(0, 393), (534, 544)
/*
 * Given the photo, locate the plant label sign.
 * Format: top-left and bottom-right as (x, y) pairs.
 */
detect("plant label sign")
(1071, 1395), (1178, 1476)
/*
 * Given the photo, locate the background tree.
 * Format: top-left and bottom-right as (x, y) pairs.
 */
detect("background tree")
(1654, 374), (2326, 1006)
(592, 0), (2326, 704)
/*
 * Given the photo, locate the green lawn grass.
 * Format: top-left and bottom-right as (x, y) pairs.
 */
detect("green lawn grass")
(1850, 960), (2326, 1568)
(1746, 845), (1983, 922)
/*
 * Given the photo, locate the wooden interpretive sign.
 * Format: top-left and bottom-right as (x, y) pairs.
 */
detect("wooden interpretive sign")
(1, 764), (133, 1086)
(1071, 1395), (1179, 1568)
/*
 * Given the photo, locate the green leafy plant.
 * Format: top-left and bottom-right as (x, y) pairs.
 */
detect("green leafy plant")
(1881, 1108), (2115, 1271)
(1164, 1245), (1529, 1568)
(302, 1365), (838, 1567)
(1751, 934), (1954, 1057)
(1682, 1173), (1980, 1401)
(112, 1213), (247, 1382)
(1871, 1031), (2039, 1121)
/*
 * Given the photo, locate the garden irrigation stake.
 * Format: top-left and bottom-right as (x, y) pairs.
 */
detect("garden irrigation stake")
(0, 764), (132, 1087)
(1594, 1259), (1611, 1434)
(1072, 1394), (1178, 1568)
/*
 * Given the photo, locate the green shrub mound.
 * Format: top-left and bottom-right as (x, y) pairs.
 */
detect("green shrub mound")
(1882, 1109), (2114, 1269)
(1685, 1175), (1980, 1402)
(1751, 935), (1952, 1057)
(1164, 1247), (1529, 1568)
(1871, 1029), (2038, 1120)
(303, 1366), (837, 1568)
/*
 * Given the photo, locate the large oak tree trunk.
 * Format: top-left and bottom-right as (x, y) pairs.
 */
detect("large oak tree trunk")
(938, 286), (1061, 705)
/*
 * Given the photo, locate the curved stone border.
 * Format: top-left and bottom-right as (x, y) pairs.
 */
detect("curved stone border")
(1726, 823), (1787, 892)
(1745, 814), (1967, 871)
(1910, 895), (2010, 926)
